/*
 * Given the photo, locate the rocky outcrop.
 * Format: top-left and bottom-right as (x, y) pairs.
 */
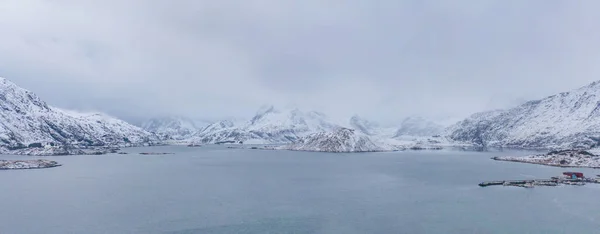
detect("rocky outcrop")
(0, 159), (61, 170)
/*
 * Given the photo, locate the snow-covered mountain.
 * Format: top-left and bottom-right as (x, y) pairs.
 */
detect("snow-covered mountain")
(141, 116), (210, 140)
(394, 116), (445, 137)
(0, 77), (159, 153)
(447, 80), (600, 149)
(280, 128), (394, 152)
(192, 106), (343, 144)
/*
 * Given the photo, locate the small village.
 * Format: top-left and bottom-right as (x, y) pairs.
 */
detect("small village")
(479, 172), (600, 188)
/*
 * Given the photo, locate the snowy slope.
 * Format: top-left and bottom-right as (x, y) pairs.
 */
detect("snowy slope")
(448, 81), (600, 149)
(0, 77), (159, 152)
(192, 106), (343, 144)
(494, 150), (600, 168)
(349, 115), (396, 137)
(280, 128), (395, 152)
(394, 116), (445, 137)
(141, 116), (210, 140)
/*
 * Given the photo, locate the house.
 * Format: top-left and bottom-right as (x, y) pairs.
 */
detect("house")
(563, 172), (584, 179)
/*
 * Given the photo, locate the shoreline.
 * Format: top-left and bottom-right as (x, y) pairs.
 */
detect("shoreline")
(492, 157), (600, 169)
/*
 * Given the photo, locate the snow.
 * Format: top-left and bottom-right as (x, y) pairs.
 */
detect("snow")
(0, 159), (61, 169)
(381, 135), (466, 150)
(0, 77), (159, 154)
(448, 80), (600, 149)
(191, 106), (344, 144)
(349, 115), (396, 137)
(495, 150), (600, 168)
(280, 128), (396, 152)
(10, 146), (119, 156)
(187, 106), (469, 150)
(141, 116), (211, 140)
(394, 116), (445, 137)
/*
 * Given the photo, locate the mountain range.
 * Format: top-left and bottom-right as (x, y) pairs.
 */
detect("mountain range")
(4, 75), (600, 154)
(188, 106), (343, 144)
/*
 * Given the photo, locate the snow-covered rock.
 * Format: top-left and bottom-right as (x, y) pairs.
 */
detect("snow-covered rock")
(141, 116), (210, 140)
(394, 116), (445, 137)
(494, 150), (600, 168)
(447, 81), (600, 149)
(280, 128), (395, 152)
(192, 106), (343, 144)
(0, 159), (61, 170)
(0, 77), (159, 154)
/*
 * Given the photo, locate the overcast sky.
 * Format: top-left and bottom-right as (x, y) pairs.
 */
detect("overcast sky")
(1, 0), (600, 125)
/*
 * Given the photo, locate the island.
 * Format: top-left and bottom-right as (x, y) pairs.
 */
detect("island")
(493, 150), (600, 168)
(0, 159), (61, 170)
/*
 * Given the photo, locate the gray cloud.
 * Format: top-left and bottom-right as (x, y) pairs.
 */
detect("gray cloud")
(1, 0), (600, 125)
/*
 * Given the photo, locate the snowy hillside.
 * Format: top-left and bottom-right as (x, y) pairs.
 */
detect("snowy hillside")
(141, 116), (210, 140)
(280, 128), (395, 152)
(349, 115), (396, 137)
(394, 116), (445, 137)
(0, 77), (159, 153)
(192, 106), (343, 144)
(494, 150), (600, 168)
(448, 81), (600, 149)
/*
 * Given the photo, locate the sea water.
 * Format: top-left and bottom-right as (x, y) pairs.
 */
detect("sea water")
(0, 146), (599, 234)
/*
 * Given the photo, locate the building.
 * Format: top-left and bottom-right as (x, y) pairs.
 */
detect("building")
(563, 172), (584, 179)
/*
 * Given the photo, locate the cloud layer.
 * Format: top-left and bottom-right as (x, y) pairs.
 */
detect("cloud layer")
(1, 0), (600, 124)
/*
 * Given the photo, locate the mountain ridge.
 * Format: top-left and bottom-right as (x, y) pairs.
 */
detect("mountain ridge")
(0, 77), (159, 154)
(447, 80), (600, 149)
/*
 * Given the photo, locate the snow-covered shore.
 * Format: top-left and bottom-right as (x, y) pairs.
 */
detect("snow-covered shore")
(9, 147), (120, 156)
(493, 150), (600, 168)
(0, 159), (61, 170)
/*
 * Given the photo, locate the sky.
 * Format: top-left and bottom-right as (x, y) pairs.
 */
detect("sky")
(1, 0), (600, 125)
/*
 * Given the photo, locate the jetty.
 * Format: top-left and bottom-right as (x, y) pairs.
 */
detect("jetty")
(479, 172), (600, 188)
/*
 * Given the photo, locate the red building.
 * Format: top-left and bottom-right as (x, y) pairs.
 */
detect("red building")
(563, 172), (584, 179)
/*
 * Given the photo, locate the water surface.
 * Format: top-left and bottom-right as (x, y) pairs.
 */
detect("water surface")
(1, 146), (599, 234)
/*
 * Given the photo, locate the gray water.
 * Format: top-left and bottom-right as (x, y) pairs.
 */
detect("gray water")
(1, 146), (600, 234)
